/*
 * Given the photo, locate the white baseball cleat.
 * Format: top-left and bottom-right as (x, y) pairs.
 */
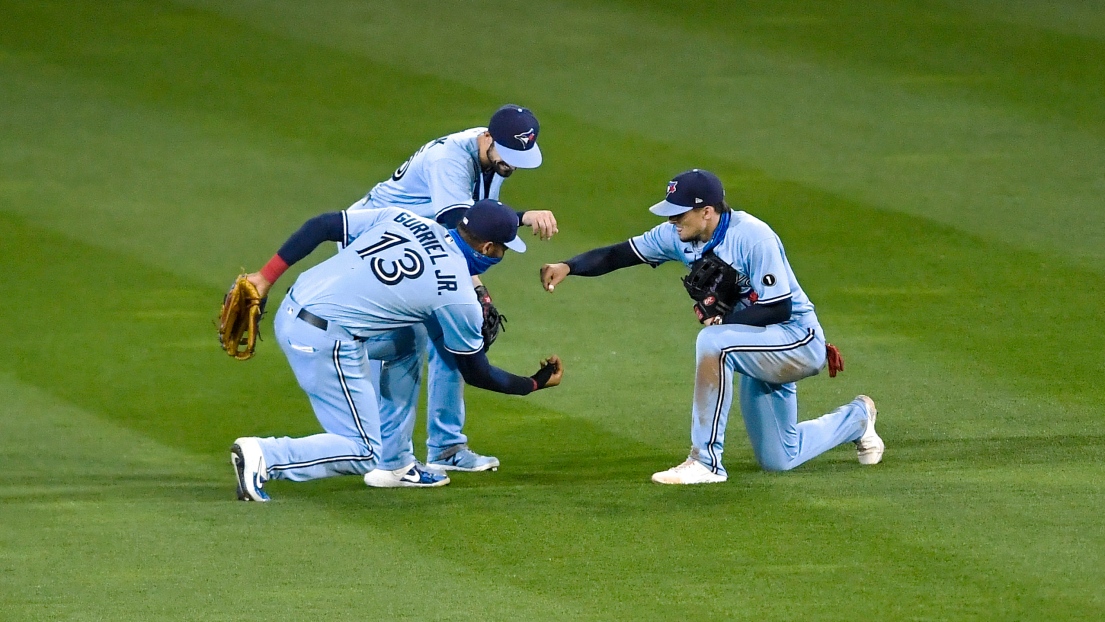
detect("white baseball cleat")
(231, 437), (270, 502)
(651, 459), (727, 485)
(427, 445), (500, 472)
(364, 461), (450, 488)
(855, 395), (885, 465)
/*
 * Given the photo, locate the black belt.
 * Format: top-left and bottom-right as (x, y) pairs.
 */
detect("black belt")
(296, 308), (329, 330)
(296, 308), (366, 341)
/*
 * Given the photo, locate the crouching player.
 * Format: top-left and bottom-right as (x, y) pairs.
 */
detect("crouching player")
(231, 199), (562, 500)
(540, 170), (881, 483)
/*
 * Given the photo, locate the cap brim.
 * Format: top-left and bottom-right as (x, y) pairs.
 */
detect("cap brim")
(494, 142), (542, 169)
(649, 200), (692, 217)
(504, 235), (527, 253)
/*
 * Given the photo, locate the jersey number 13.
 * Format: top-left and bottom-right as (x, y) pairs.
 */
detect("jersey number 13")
(356, 232), (425, 285)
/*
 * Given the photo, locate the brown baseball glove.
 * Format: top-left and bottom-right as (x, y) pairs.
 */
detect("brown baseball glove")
(218, 274), (266, 360)
(826, 343), (845, 378)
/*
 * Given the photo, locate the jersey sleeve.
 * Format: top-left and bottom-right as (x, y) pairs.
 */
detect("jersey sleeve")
(423, 150), (476, 219)
(433, 302), (485, 355)
(746, 239), (793, 305)
(628, 223), (684, 266)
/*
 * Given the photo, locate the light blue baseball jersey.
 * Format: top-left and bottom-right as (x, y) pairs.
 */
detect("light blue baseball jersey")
(363, 128), (505, 221)
(628, 211), (819, 327)
(290, 207), (484, 355)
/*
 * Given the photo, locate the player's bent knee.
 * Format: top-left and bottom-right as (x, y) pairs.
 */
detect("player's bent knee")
(756, 451), (798, 472)
(758, 460), (793, 472)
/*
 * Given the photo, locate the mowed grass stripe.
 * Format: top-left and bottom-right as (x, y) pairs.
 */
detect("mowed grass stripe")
(0, 379), (609, 622)
(0, 2), (686, 278)
(4, 370), (1102, 620)
(173, 0), (1105, 270)
(619, 0), (1105, 135)
(0, 0), (498, 165)
(7, 0), (1105, 270)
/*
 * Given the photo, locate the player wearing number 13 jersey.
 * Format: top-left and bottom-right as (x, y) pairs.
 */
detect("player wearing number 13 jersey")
(228, 200), (563, 501)
(290, 209), (481, 338)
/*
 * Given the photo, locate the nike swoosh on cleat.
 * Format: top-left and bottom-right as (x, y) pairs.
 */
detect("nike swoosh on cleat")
(252, 458), (269, 500)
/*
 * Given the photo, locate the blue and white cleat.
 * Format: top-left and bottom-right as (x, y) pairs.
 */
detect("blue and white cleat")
(427, 445), (500, 472)
(231, 437), (270, 502)
(363, 461), (451, 488)
(855, 395), (885, 465)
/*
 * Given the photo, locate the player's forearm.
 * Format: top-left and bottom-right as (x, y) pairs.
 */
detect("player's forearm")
(259, 212), (345, 283)
(563, 241), (644, 277)
(722, 298), (792, 327)
(454, 351), (541, 395)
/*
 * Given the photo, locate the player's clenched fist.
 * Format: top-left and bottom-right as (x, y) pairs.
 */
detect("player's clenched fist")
(540, 263), (570, 292)
(532, 355), (564, 388)
(522, 210), (559, 241)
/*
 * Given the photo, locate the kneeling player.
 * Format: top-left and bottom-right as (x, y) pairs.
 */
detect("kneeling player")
(229, 199), (562, 501)
(540, 170), (882, 483)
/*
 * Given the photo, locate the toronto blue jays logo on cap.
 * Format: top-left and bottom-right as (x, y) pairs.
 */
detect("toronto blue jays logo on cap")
(514, 128), (536, 148)
(649, 169), (726, 217)
(488, 104), (543, 169)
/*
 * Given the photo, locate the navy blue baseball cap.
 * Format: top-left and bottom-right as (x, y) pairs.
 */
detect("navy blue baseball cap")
(488, 104), (542, 169)
(649, 169), (725, 216)
(462, 199), (527, 252)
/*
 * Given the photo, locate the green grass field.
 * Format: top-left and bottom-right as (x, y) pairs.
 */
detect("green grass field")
(2, 1), (1103, 619)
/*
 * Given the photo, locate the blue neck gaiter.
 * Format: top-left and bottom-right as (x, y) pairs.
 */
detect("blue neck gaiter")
(702, 210), (731, 254)
(450, 229), (502, 276)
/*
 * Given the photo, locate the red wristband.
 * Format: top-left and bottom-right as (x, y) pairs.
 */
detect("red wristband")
(531, 378), (539, 392)
(259, 254), (289, 284)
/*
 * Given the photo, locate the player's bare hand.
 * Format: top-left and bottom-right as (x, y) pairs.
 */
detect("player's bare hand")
(522, 210), (558, 241)
(533, 355), (563, 389)
(246, 272), (273, 299)
(540, 263), (570, 292)
(702, 315), (724, 326)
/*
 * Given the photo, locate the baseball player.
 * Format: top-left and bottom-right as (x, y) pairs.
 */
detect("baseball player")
(231, 199), (563, 500)
(352, 104), (556, 481)
(540, 169), (883, 483)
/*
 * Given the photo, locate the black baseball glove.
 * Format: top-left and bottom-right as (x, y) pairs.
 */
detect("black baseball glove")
(682, 253), (740, 324)
(474, 285), (507, 351)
